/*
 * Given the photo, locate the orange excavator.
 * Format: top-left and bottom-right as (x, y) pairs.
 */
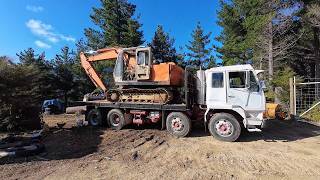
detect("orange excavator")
(80, 46), (286, 120)
(80, 46), (184, 103)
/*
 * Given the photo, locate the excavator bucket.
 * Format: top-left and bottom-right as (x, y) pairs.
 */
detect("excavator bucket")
(264, 103), (287, 120)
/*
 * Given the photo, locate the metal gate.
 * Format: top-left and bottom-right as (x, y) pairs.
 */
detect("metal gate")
(291, 77), (320, 117)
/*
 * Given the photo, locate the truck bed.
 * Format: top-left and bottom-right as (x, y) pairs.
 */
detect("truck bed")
(79, 100), (188, 111)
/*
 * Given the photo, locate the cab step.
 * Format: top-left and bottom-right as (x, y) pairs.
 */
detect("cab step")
(247, 128), (262, 132)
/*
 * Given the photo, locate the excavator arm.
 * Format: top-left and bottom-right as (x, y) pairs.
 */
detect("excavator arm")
(79, 48), (122, 92)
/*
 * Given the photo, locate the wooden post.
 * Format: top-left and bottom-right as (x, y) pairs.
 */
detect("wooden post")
(289, 77), (294, 116)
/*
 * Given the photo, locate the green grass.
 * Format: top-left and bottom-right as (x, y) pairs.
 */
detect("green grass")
(302, 104), (320, 122)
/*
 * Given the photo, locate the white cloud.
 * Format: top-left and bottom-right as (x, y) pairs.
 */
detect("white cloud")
(35, 40), (51, 49)
(26, 5), (44, 13)
(60, 35), (76, 42)
(47, 36), (59, 43)
(26, 19), (76, 44)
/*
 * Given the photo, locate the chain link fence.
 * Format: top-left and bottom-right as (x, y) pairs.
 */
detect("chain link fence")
(294, 78), (320, 116)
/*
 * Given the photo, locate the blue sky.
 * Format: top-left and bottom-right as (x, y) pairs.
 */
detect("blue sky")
(0, 0), (221, 61)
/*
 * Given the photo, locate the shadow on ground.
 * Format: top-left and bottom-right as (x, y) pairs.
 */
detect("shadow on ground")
(239, 120), (320, 142)
(0, 126), (104, 165)
(188, 120), (320, 142)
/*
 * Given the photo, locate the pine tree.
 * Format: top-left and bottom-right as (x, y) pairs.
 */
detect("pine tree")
(148, 25), (177, 63)
(186, 22), (213, 68)
(0, 57), (42, 130)
(52, 47), (77, 106)
(215, 0), (304, 103)
(73, 39), (96, 94)
(0, 56), (13, 64)
(17, 48), (55, 101)
(215, 0), (248, 65)
(85, 0), (144, 49)
(215, 0), (297, 73)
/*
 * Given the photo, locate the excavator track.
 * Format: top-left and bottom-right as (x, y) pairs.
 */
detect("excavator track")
(106, 88), (173, 104)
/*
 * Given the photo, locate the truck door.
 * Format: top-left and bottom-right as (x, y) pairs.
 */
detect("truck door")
(206, 71), (227, 106)
(227, 71), (265, 111)
(135, 48), (151, 80)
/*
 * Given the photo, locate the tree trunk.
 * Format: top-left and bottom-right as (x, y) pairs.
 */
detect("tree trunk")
(268, 21), (274, 83)
(64, 92), (68, 108)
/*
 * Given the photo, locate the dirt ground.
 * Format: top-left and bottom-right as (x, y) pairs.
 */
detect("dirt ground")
(1, 116), (320, 180)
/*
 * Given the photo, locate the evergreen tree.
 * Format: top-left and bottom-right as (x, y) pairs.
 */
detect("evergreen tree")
(175, 47), (188, 68)
(85, 0), (144, 49)
(17, 48), (55, 101)
(148, 25), (177, 63)
(73, 39), (96, 95)
(52, 47), (77, 106)
(305, 2), (320, 80)
(186, 22), (213, 68)
(0, 56), (13, 64)
(215, 0), (299, 76)
(215, 0), (248, 65)
(215, 0), (301, 103)
(0, 57), (42, 130)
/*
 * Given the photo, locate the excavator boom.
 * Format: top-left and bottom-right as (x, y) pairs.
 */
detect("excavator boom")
(79, 48), (122, 91)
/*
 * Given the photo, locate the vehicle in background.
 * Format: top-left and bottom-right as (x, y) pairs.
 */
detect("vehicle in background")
(42, 99), (64, 115)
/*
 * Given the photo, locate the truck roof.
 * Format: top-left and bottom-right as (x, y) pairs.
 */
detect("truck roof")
(206, 64), (254, 72)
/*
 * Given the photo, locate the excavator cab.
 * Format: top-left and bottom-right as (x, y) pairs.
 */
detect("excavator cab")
(135, 47), (152, 80)
(113, 47), (152, 82)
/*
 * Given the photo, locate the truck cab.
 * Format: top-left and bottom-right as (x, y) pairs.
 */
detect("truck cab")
(198, 64), (266, 141)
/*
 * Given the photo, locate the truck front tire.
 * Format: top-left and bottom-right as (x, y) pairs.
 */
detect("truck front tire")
(166, 112), (191, 137)
(107, 109), (125, 130)
(208, 113), (241, 142)
(86, 108), (103, 126)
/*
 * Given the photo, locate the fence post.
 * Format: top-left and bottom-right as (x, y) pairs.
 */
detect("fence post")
(289, 77), (294, 116)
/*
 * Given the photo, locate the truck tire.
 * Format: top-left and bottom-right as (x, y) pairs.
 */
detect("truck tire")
(107, 109), (125, 130)
(86, 108), (103, 126)
(166, 112), (191, 138)
(208, 113), (241, 142)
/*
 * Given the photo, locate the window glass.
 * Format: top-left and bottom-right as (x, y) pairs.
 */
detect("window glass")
(212, 73), (224, 88)
(249, 71), (259, 92)
(137, 52), (145, 65)
(229, 71), (246, 88)
(137, 51), (149, 65)
(145, 52), (149, 65)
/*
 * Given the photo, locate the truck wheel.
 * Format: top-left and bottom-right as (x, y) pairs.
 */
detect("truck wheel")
(166, 112), (191, 137)
(208, 113), (241, 142)
(86, 109), (102, 126)
(107, 109), (125, 130)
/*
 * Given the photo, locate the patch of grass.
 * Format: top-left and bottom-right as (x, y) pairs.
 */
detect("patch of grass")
(302, 104), (320, 122)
